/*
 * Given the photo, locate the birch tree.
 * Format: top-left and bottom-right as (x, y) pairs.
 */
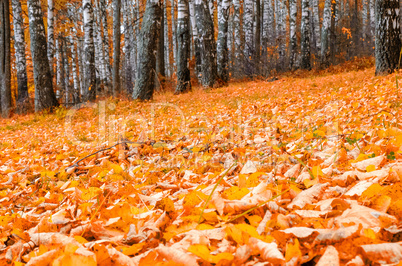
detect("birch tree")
(375, 0), (401, 75)
(301, 0), (311, 69)
(171, 0), (177, 70)
(99, 0), (112, 85)
(175, 0), (191, 93)
(289, 0), (297, 69)
(28, 0), (59, 111)
(275, 0), (287, 70)
(123, 0), (134, 94)
(156, 2), (165, 87)
(83, 0), (96, 101)
(194, 0), (217, 87)
(311, 0), (320, 57)
(132, 0), (162, 100)
(113, 0), (121, 96)
(0, 0), (11, 117)
(243, 0), (254, 75)
(56, 37), (65, 99)
(233, 0), (242, 77)
(321, 0), (331, 66)
(12, 0), (29, 111)
(217, 0), (230, 83)
(47, 0), (55, 76)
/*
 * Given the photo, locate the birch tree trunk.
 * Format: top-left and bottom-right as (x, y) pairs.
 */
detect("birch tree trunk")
(255, 0), (261, 74)
(194, 0), (217, 87)
(243, 0), (254, 75)
(63, 37), (70, 104)
(123, 0), (134, 94)
(301, 0), (311, 69)
(321, 0), (331, 66)
(171, 0), (177, 71)
(47, 0), (55, 77)
(233, 0), (242, 77)
(164, 0), (170, 76)
(113, 0), (121, 96)
(12, 0), (29, 111)
(28, 0), (59, 111)
(175, 0), (191, 93)
(132, 0), (162, 100)
(370, 0), (375, 40)
(94, 0), (106, 83)
(83, 0), (97, 101)
(312, 0), (320, 57)
(217, 0), (230, 83)
(262, 0), (274, 74)
(289, 0), (297, 69)
(375, 0), (401, 75)
(275, 0), (287, 70)
(190, 0), (201, 81)
(70, 34), (81, 103)
(56, 37), (65, 99)
(0, 0), (11, 117)
(99, 0), (112, 86)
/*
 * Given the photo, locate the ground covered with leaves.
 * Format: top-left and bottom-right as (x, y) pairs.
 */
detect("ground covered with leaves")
(1, 58), (402, 265)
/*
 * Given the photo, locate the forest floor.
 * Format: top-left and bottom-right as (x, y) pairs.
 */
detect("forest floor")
(1, 57), (402, 265)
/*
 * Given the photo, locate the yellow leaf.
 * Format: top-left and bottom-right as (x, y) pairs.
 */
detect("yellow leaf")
(366, 164), (376, 172)
(285, 239), (302, 261)
(222, 186), (249, 200)
(311, 165), (324, 179)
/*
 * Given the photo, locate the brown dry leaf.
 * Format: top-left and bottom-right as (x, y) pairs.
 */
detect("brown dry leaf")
(359, 242), (402, 264)
(316, 245), (339, 266)
(248, 237), (285, 264)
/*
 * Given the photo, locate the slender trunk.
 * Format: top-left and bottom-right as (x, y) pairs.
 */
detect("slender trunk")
(0, 0), (11, 117)
(255, 0), (261, 74)
(70, 34), (80, 103)
(243, 0), (254, 76)
(321, 0), (331, 66)
(113, 0), (121, 96)
(190, 0), (202, 81)
(275, 0), (287, 70)
(132, 0), (162, 100)
(63, 37), (70, 104)
(12, 0), (29, 111)
(99, 0), (111, 86)
(375, 0), (401, 75)
(301, 0), (311, 69)
(289, 0), (297, 69)
(83, 0), (96, 101)
(156, 2), (165, 86)
(94, 0), (106, 83)
(175, 0), (191, 93)
(123, 0), (134, 94)
(47, 0), (54, 77)
(369, 0), (375, 40)
(56, 36), (65, 99)
(217, 0), (230, 83)
(312, 0), (320, 56)
(171, 0), (177, 71)
(28, 0), (59, 111)
(194, 0), (217, 87)
(164, 0), (170, 77)
(329, 0), (337, 63)
(233, 0), (242, 77)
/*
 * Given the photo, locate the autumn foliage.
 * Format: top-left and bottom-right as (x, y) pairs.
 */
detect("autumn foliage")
(1, 58), (402, 265)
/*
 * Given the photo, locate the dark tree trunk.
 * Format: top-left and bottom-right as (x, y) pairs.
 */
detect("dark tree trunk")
(0, 0), (11, 117)
(194, 0), (217, 88)
(375, 0), (401, 75)
(113, 0), (121, 96)
(27, 0), (59, 112)
(329, 0), (337, 63)
(132, 0), (162, 100)
(175, 0), (191, 93)
(301, 0), (311, 69)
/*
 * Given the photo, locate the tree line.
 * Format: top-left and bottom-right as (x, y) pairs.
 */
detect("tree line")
(0, 0), (400, 117)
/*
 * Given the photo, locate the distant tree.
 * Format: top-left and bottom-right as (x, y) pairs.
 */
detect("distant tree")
(83, 0), (96, 101)
(0, 0), (11, 117)
(156, 0), (165, 88)
(47, 0), (55, 76)
(132, 0), (162, 100)
(321, 0), (331, 66)
(27, 0), (59, 111)
(12, 0), (29, 112)
(123, 0), (134, 95)
(375, 0), (401, 75)
(113, 0), (121, 96)
(175, 0), (191, 93)
(233, 0), (242, 77)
